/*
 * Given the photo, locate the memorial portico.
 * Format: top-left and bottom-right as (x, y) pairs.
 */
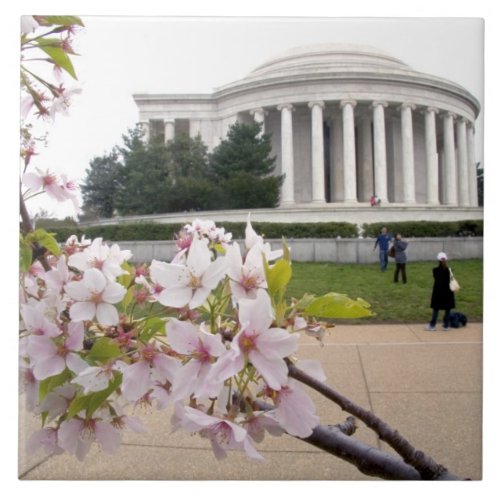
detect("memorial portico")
(134, 44), (481, 211)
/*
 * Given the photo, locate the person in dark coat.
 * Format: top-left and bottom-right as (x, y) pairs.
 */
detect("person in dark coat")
(425, 252), (456, 331)
(393, 233), (408, 283)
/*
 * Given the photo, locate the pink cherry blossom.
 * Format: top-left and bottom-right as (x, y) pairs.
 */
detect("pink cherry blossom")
(266, 379), (320, 438)
(20, 300), (60, 338)
(27, 428), (63, 456)
(44, 254), (71, 293)
(149, 236), (227, 309)
(68, 238), (131, 281)
(22, 168), (68, 202)
(176, 405), (262, 460)
(226, 242), (267, 302)
(21, 15), (40, 34)
(72, 364), (116, 394)
(167, 319), (226, 400)
(64, 268), (126, 325)
(27, 321), (88, 380)
(243, 413), (284, 443)
(135, 274), (165, 302)
(19, 360), (39, 412)
(58, 417), (121, 461)
(212, 289), (299, 390)
(116, 344), (180, 402)
(38, 384), (76, 421)
(245, 216), (283, 261)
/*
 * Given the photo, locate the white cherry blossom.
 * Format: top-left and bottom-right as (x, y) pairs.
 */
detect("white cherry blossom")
(64, 268), (126, 325)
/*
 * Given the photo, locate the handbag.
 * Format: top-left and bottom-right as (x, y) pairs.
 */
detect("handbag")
(388, 246), (395, 258)
(449, 267), (460, 292)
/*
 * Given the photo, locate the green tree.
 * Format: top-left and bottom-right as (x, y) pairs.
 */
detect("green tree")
(80, 150), (121, 218)
(208, 122), (283, 208)
(113, 127), (172, 215)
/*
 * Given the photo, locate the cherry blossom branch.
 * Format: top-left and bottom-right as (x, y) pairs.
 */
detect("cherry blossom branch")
(286, 361), (459, 480)
(19, 183), (51, 272)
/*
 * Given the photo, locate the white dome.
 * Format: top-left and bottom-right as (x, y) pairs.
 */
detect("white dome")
(249, 43), (410, 78)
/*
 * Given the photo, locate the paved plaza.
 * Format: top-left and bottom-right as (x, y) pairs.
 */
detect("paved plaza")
(19, 323), (483, 481)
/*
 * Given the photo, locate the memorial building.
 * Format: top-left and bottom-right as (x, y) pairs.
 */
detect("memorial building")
(133, 44), (482, 223)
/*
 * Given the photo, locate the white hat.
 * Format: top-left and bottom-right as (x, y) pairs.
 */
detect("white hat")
(437, 252), (448, 261)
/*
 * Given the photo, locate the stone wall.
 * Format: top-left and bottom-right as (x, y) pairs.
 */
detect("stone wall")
(116, 237), (483, 264)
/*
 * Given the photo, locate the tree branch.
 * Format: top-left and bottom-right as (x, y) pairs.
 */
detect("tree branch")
(19, 182), (51, 272)
(286, 361), (460, 480)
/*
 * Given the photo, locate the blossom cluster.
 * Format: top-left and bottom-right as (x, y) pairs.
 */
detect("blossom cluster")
(20, 218), (326, 462)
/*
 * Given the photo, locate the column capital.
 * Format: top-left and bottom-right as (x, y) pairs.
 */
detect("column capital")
(277, 103), (294, 112)
(308, 100), (325, 109)
(399, 102), (416, 111)
(424, 106), (440, 115)
(371, 100), (388, 109)
(457, 115), (468, 124)
(340, 100), (357, 109)
(466, 120), (476, 133)
(250, 107), (268, 116)
(163, 118), (175, 124)
(444, 111), (456, 119)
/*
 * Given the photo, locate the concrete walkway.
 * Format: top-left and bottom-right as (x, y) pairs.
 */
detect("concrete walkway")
(19, 323), (483, 481)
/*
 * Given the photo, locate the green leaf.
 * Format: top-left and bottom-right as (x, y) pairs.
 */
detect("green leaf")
(38, 44), (77, 79)
(117, 261), (134, 288)
(282, 237), (291, 263)
(20, 235), (33, 272)
(304, 292), (373, 319)
(140, 317), (166, 343)
(29, 228), (61, 256)
(119, 287), (135, 312)
(265, 259), (292, 297)
(39, 369), (72, 402)
(67, 373), (122, 419)
(42, 16), (85, 27)
(87, 337), (122, 363)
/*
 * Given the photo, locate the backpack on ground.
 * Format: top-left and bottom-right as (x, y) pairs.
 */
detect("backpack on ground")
(449, 311), (468, 328)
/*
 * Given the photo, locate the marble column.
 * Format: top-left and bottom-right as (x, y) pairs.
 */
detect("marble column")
(329, 116), (344, 202)
(309, 101), (326, 203)
(372, 101), (388, 203)
(278, 104), (295, 205)
(139, 120), (150, 143)
(164, 119), (175, 143)
(359, 112), (374, 201)
(340, 100), (357, 203)
(443, 112), (458, 206)
(400, 103), (416, 204)
(424, 107), (440, 205)
(251, 107), (267, 136)
(467, 122), (478, 206)
(456, 117), (470, 206)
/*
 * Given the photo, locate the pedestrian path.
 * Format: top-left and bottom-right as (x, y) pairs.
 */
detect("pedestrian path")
(19, 323), (483, 481)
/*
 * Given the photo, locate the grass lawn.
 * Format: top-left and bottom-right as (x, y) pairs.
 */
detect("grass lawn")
(285, 259), (483, 324)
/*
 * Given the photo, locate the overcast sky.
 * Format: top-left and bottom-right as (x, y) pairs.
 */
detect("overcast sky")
(22, 15), (485, 219)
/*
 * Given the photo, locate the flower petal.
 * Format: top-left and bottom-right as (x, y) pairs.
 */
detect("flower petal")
(167, 319), (199, 355)
(69, 301), (96, 322)
(95, 421), (121, 454)
(64, 281), (92, 302)
(95, 303), (119, 326)
(101, 281), (126, 304)
(82, 268), (107, 293)
(249, 351), (288, 390)
(157, 287), (193, 308)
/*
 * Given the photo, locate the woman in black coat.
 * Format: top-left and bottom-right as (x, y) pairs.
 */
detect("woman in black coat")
(425, 252), (456, 331)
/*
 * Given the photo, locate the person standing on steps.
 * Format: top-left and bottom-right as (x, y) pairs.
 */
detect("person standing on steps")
(425, 252), (456, 331)
(393, 233), (408, 283)
(373, 226), (392, 272)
